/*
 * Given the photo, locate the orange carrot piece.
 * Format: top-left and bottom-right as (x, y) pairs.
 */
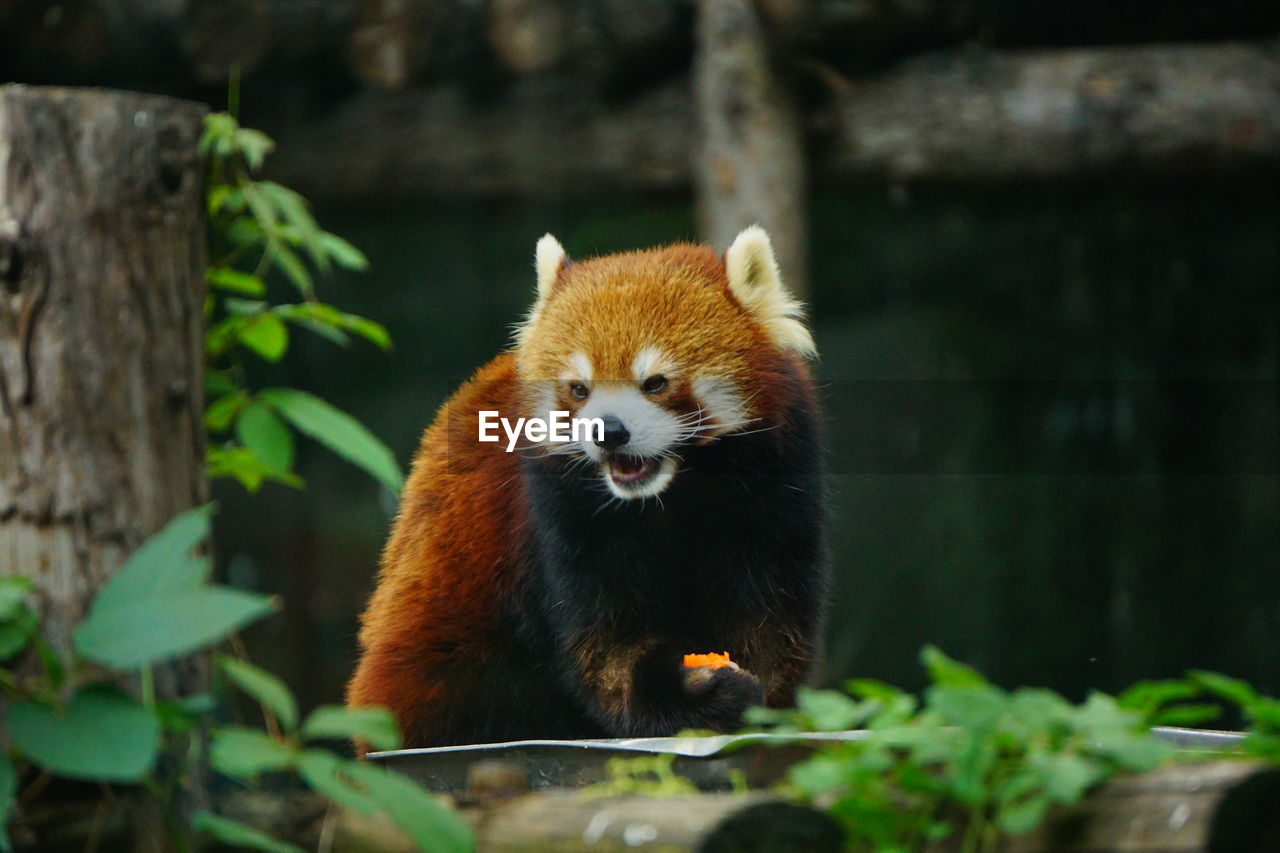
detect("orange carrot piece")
(682, 651), (733, 669)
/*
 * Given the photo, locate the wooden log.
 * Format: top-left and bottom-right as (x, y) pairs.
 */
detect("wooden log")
(262, 40), (1280, 202)
(264, 78), (692, 199)
(0, 84), (209, 852)
(695, 0), (809, 295)
(476, 792), (842, 853)
(0, 85), (208, 659)
(200, 760), (1280, 852)
(1004, 761), (1278, 852)
(777, 0), (1280, 61)
(826, 40), (1280, 183)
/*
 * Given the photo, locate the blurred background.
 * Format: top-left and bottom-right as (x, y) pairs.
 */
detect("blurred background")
(3, 0), (1276, 714)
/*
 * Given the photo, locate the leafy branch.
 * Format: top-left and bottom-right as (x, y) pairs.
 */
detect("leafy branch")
(201, 112), (403, 495)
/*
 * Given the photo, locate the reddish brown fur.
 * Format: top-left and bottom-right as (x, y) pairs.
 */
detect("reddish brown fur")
(346, 355), (526, 745)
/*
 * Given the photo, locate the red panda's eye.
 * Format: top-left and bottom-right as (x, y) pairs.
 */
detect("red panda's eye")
(642, 375), (667, 394)
(570, 382), (589, 400)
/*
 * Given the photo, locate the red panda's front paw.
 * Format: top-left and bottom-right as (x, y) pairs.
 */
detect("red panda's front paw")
(682, 664), (765, 731)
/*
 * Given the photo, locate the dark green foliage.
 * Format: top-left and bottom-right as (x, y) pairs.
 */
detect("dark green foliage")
(748, 646), (1174, 853)
(202, 111), (403, 494)
(0, 507), (473, 853)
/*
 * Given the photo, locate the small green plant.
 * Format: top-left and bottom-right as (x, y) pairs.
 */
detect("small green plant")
(0, 507), (472, 853)
(203, 654), (469, 853)
(1119, 671), (1280, 762)
(201, 107), (403, 495)
(580, 752), (700, 798)
(747, 647), (1172, 853)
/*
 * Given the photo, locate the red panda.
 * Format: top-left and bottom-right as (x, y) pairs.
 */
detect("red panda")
(347, 227), (828, 747)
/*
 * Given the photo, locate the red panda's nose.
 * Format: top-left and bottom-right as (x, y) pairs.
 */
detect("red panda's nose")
(596, 415), (630, 451)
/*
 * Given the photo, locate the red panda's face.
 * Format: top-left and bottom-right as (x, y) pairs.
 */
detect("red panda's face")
(513, 229), (815, 500)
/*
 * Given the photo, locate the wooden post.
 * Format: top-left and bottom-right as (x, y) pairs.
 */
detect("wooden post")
(694, 0), (809, 295)
(0, 86), (208, 661)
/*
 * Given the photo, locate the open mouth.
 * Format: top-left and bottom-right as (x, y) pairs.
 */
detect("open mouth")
(601, 453), (678, 499)
(607, 453), (660, 487)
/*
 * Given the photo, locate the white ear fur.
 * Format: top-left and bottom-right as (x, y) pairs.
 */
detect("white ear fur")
(725, 226), (816, 358)
(535, 233), (567, 303)
(513, 233), (568, 350)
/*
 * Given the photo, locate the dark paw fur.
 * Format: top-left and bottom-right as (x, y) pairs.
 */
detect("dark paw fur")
(682, 665), (765, 731)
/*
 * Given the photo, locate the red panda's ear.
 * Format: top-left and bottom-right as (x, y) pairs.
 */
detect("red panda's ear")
(724, 226), (817, 358)
(535, 234), (568, 303)
(513, 234), (569, 350)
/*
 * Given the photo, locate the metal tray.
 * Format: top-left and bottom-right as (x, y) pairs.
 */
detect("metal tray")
(369, 727), (1246, 794)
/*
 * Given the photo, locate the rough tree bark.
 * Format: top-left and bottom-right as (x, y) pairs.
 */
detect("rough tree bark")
(0, 85), (208, 660)
(826, 40), (1280, 182)
(695, 0), (809, 295)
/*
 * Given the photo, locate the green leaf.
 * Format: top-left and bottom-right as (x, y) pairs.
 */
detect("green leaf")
(267, 242), (312, 293)
(76, 587), (275, 669)
(1117, 679), (1204, 725)
(297, 750), (381, 816)
(206, 391), (248, 433)
(218, 655), (299, 732)
(194, 812), (301, 853)
(206, 446), (305, 492)
(32, 635), (65, 689)
(235, 128), (276, 172)
(997, 793), (1050, 835)
(207, 446), (266, 492)
(201, 113), (238, 154)
(9, 690), (159, 782)
(1150, 703), (1222, 728)
(345, 762), (474, 853)
(275, 303), (391, 350)
(318, 232), (370, 271)
(154, 700), (200, 735)
(240, 184), (279, 232)
(928, 685), (1007, 730)
(788, 755), (852, 798)
(236, 403), (295, 474)
(0, 605), (38, 661)
(210, 728), (297, 779)
(258, 388), (403, 493)
(207, 185), (243, 217)
(0, 577), (33, 621)
(225, 298), (269, 316)
(207, 315), (248, 359)
(256, 182), (316, 230)
(796, 687), (867, 732)
(206, 369), (240, 398)
(286, 315), (351, 347)
(91, 505), (214, 618)
(208, 268), (267, 297)
(1190, 671), (1260, 709)
(1246, 697), (1280, 731)
(1037, 752), (1103, 804)
(301, 705), (401, 752)
(238, 314), (289, 362)
(921, 646), (989, 689)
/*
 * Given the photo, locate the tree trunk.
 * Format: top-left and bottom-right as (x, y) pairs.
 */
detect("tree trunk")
(0, 84), (207, 663)
(826, 40), (1280, 183)
(695, 0), (809, 295)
